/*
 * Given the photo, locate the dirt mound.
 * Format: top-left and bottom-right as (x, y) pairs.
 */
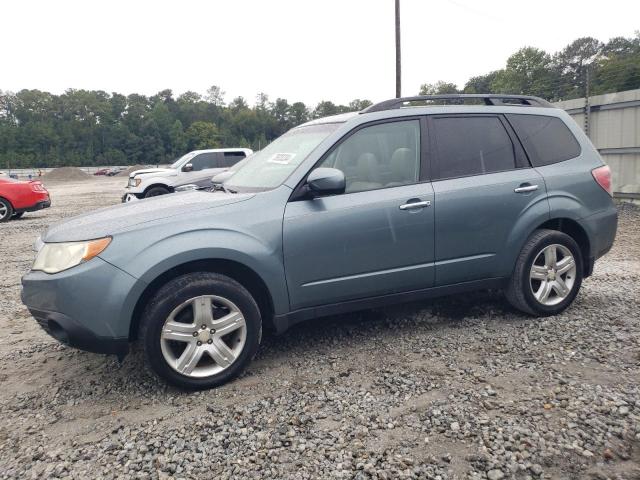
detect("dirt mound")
(117, 165), (148, 176)
(43, 167), (90, 181)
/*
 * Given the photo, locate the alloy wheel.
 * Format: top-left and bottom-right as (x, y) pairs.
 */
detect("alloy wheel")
(529, 244), (577, 306)
(160, 295), (247, 378)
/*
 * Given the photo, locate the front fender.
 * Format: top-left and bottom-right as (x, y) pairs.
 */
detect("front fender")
(102, 228), (289, 334)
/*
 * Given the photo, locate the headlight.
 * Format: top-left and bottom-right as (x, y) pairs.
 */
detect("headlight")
(32, 237), (112, 274)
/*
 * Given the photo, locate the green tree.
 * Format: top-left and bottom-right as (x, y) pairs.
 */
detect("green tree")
(490, 47), (557, 98)
(169, 120), (187, 156)
(185, 121), (219, 150)
(463, 71), (500, 93)
(553, 37), (603, 98)
(419, 81), (459, 95)
(348, 99), (373, 111)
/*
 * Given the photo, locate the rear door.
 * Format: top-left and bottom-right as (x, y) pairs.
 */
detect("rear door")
(283, 118), (435, 310)
(429, 114), (548, 285)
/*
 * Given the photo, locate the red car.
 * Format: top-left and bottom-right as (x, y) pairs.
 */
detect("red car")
(0, 177), (51, 222)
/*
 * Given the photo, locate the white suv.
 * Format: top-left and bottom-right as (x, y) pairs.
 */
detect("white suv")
(122, 148), (253, 202)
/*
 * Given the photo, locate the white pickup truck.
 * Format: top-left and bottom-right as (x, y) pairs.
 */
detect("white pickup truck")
(122, 148), (253, 202)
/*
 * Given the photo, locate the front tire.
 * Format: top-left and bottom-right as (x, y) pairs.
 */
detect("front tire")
(139, 272), (262, 390)
(0, 198), (14, 222)
(506, 229), (583, 316)
(144, 186), (170, 198)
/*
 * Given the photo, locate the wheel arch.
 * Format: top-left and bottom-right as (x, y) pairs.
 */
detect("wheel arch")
(0, 195), (14, 220)
(0, 195), (14, 208)
(143, 183), (174, 196)
(128, 258), (276, 341)
(534, 217), (592, 277)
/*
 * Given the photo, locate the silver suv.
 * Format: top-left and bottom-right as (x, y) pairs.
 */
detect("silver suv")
(22, 95), (617, 390)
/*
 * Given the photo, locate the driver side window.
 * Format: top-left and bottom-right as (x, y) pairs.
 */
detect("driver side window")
(190, 152), (218, 171)
(318, 120), (420, 193)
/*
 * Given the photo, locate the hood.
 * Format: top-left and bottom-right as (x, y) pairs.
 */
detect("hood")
(43, 191), (254, 243)
(130, 168), (176, 178)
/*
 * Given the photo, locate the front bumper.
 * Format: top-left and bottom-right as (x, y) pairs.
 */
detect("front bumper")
(21, 256), (141, 357)
(122, 192), (140, 203)
(26, 306), (128, 357)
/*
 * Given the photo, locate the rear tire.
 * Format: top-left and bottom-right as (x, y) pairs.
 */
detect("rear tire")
(144, 186), (170, 198)
(506, 229), (583, 316)
(139, 272), (262, 390)
(12, 212), (24, 219)
(0, 198), (14, 222)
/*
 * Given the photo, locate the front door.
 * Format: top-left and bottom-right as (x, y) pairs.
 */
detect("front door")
(283, 118), (435, 311)
(182, 152), (223, 183)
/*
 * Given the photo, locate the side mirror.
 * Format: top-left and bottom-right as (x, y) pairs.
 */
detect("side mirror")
(306, 168), (345, 196)
(182, 163), (194, 172)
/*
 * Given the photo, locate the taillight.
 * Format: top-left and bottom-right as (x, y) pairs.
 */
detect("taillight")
(30, 182), (46, 193)
(592, 165), (612, 196)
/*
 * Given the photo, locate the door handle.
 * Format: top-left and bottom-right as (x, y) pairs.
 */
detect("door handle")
(399, 200), (431, 210)
(514, 184), (539, 193)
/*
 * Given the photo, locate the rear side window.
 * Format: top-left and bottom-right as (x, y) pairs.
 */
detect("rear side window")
(221, 151), (246, 168)
(507, 114), (581, 166)
(432, 116), (516, 179)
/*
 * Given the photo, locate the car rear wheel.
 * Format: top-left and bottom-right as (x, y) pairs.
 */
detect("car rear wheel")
(139, 272), (262, 390)
(0, 198), (14, 222)
(144, 186), (170, 198)
(506, 229), (583, 316)
(12, 212), (24, 219)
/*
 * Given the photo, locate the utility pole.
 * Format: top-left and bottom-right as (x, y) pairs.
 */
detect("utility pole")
(584, 67), (591, 138)
(395, 0), (401, 98)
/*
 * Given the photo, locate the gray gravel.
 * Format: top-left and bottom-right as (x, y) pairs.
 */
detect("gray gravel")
(0, 178), (638, 479)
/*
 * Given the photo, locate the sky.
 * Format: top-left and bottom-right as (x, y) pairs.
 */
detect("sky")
(2, 0), (639, 107)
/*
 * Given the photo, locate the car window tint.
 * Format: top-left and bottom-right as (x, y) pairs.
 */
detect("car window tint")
(221, 151), (246, 168)
(507, 114), (581, 166)
(319, 120), (420, 193)
(433, 116), (516, 179)
(190, 152), (218, 171)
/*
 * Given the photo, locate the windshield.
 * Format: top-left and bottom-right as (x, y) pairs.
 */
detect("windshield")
(170, 151), (197, 169)
(226, 123), (340, 191)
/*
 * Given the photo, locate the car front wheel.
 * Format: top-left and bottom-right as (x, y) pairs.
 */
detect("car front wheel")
(139, 272), (262, 390)
(506, 229), (583, 316)
(144, 186), (170, 198)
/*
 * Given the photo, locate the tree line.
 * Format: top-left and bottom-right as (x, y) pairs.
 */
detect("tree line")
(1, 34), (638, 169)
(421, 34), (640, 99)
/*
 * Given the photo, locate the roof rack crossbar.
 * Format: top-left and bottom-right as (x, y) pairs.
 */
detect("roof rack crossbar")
(361, 94), (553, 113)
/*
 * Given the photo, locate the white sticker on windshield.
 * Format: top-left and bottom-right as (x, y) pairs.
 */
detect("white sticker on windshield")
(267, 153), (296, 164)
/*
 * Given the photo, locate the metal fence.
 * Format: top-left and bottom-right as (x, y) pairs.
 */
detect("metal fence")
(554, 88), (640, 199)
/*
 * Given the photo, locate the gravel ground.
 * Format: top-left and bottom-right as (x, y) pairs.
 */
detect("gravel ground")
(0, 177), (638, 480)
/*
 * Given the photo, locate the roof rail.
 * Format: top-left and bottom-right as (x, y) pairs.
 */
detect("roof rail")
(361, 94), (554, 113)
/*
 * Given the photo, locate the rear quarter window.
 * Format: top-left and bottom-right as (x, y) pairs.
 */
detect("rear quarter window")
(507, 114), (581, 167)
